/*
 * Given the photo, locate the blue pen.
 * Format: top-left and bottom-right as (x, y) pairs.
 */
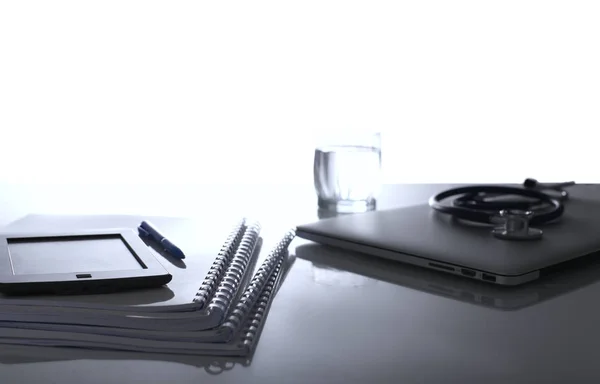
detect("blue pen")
(138, 221), (186, 259)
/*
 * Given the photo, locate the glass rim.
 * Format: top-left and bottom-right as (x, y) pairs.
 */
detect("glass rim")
(315, 131), (381, 149)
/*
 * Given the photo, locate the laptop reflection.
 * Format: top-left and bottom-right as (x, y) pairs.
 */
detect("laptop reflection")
(295, 243), (600, 311)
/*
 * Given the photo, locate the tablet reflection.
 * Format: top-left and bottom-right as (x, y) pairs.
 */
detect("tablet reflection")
(0, 285), (176, 306)
(295, 243), (600, 311)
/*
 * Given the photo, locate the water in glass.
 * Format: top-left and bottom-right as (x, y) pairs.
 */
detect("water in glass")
(314, 143), (381, 213)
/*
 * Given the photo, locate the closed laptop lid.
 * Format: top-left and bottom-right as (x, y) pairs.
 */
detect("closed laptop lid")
(296, 189), (600, 276)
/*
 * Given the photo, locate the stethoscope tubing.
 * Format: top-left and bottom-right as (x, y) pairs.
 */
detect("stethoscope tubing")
(429, 184), (565, 226)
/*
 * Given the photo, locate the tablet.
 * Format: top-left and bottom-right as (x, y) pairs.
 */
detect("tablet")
(0, 229), (172, 295)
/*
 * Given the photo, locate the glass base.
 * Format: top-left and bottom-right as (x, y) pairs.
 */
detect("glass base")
(317, 198), (376, 214)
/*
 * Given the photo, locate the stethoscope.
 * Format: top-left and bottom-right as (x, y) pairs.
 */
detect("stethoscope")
(428, 179), (576, 241)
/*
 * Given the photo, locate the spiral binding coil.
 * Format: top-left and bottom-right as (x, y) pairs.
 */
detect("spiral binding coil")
(193, 219), (247, 307)
(220, 229), (296, 334)
(207, 221), (262, 315)
(238, 256), (283, 350)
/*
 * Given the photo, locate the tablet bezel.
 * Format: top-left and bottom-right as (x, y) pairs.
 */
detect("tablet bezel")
(0, 228), (172, 294)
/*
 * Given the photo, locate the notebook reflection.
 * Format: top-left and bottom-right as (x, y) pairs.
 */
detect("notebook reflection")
(0, 344), (251, 374)
(295, 243), (600, 311)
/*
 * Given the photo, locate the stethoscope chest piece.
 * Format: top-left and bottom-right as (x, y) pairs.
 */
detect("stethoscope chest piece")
(491, 210), (543, 241)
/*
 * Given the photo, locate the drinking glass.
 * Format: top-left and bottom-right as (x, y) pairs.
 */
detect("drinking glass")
(313, 131), (382, 213)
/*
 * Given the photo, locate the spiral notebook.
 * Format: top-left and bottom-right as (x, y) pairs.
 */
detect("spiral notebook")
(0, 231), (294, 343)
(0, 219), (265, 331)
(0, 214), (296, 356)
(0, 236), (292, 355)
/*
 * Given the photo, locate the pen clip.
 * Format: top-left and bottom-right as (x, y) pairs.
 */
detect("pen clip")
(137, 226), (150, 238)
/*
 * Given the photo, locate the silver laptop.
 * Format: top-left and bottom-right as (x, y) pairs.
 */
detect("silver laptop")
(296, 189), (600, 286)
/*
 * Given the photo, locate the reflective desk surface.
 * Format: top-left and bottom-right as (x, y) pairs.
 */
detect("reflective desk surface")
(0, 182), (599, 383)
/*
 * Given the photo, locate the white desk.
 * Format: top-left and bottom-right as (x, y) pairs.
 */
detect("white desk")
(0, 183), (598, 383)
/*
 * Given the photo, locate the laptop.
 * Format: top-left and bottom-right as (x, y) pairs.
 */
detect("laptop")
(295, 186), (600, 286)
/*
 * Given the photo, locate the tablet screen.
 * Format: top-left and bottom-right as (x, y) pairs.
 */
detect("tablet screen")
(7, 235), (144, 275)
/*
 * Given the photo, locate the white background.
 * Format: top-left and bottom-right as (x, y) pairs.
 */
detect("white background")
(1, 1), (599, 185)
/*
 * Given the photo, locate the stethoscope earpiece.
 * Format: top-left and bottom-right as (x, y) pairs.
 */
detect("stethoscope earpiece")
(523, 178), (539, 189)
(523, 178), (575, 198)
